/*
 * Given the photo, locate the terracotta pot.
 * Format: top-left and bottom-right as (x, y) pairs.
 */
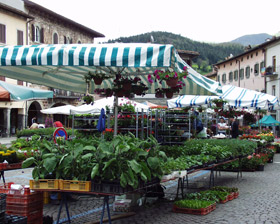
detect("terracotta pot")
(166, 77), (178, 87)
(165, 91), (174, 99)
(123, 82), (132, 90)
(115, 90), (125, 97)
(155, 92), (164, 98)
(215, 102), (223, 107)
(93, 77), (103, 85)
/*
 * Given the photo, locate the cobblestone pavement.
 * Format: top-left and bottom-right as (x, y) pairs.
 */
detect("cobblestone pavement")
(3, 154), (280, 223)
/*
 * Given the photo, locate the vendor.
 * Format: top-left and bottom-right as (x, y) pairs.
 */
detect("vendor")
(217, 117), (229, 135)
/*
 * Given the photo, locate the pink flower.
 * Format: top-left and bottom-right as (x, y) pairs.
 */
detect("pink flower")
(183, 66), (187, 71)
(184, 75), (187, 79)
(174, 72), (178, 78)
(165, 75), (169, 78)
(156, 74), (160, 79)
(154, 70), (159, 75)
(247, 155), (252, 159)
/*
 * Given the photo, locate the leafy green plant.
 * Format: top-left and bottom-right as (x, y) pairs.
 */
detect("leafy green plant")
(174, 199), (214, 209)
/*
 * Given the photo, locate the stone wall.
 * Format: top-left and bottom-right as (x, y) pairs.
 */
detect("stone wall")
(28, 10), (94, 45)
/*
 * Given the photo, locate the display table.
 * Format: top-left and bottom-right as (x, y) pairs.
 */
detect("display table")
(0, 163), (23, 184)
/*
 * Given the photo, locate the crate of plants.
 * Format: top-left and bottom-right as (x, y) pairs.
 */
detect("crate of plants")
(172, 199), (216, 215)
(211, 186), (239, 200)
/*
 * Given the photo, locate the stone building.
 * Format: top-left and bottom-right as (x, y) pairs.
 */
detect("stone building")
(0, 0), (104, 136)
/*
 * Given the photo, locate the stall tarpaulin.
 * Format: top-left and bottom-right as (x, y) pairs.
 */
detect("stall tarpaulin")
(251, 115), (280, 127)
(167, 95), (219, 108)
(0, 43), (222, 135)
(0, 80), (53, 101)
(0, 43), (222, 96)
(40, 105), (76, 115)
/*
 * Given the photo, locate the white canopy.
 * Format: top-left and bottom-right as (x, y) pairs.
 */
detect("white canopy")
(70, 96), (150, 115)
(40, 105), (76, 115)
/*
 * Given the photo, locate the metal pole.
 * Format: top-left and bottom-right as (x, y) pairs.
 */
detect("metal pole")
(114, 96), (118, 136)
(136, 109), (139, 138)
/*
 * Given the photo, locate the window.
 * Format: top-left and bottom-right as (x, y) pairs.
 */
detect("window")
(53, 33), (58, 44)
(217, 75), (220, 82)
(245, 66), (250, 78)
(229, 71), (233, 82)
(272, 85), (276, 96)
(240, 68), (244, 80)
(77, 40), (81, 44)
(17, 30), (23, 45)
(260, 61), (265, 69)
(35, 26), (40, 42)
(0, 23), (6, 43)
(17, 80), (23, 85)
(234, 70), (238, 81)
(254, 63), (259, 76)
(222, 73), (226, 83)
(273, 56), (276, 72)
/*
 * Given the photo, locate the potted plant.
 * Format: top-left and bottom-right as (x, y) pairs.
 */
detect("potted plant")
(173, 199), (216, 215)
(148, 66), (188, 87)
(82, 94), (94, 104)
(84, 72), (114, 85)
(212, 98), (227, 108)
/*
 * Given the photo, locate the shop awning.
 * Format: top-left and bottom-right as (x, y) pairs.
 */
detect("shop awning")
(0, 43), (222, 96)
(0, 80), (53, 101)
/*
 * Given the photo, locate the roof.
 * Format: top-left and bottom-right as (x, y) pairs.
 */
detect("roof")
(0, 2), (33, 19)
(214, 36), (280, 66)
(177, 49), (200, 58)
(23, 0), (105, 38)
(205, 70), (217, 78)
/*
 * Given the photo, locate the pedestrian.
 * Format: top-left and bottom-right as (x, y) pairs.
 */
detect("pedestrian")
(53, 121), (63, 128)
(230, 117), (239, 138)
(45, 115), (53, 128)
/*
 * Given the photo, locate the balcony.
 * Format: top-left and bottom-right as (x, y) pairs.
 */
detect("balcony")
(265, 66), (280, 76)
(52, 89), (82, 99)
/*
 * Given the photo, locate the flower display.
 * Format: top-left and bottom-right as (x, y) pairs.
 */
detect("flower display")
(82, 94), (94, 104)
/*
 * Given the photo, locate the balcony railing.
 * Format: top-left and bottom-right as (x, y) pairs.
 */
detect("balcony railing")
(265, 66), (280, 76)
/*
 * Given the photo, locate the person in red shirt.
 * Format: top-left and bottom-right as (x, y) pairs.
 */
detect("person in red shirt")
(53, 121), (63, 128)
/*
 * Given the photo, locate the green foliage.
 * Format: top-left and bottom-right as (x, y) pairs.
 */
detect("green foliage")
(16, 127), (75, 138)
(108, 31), (244, 65)
(174, 199), (215, 209)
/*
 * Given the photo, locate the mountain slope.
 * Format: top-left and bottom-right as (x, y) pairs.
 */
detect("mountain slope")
(231, 33), (272, 46)
(108, 31), (244, 65)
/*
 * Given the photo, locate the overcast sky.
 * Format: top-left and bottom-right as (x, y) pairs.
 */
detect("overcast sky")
(31, 0), (280, 44)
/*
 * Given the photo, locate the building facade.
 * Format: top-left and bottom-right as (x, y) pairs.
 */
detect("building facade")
(0, 0), (104, 136)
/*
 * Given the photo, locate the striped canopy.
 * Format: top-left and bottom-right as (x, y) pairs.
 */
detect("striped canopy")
(168, 85), (280, 110)
(222, 85), (279, 109)
(0, 43), (222, 96)
(168, 95), (219, 108)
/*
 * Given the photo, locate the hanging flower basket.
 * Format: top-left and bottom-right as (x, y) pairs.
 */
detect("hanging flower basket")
(216, 102), (223, 107)
(123, 82), (132, 90)
(165, 91), (174, 99)
(115, 89), (125, 97)
(83, 95), (94, 104)
(166, 77), (179, 87)
(93, 77), (103, 85)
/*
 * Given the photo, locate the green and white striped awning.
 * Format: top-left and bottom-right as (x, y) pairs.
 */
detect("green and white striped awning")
(0, 43), (222, 95)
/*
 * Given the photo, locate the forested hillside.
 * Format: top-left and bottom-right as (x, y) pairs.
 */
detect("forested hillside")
(108, 31), (244, 66)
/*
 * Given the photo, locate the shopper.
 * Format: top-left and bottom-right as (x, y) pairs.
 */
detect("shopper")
(230, 117), (239, 138)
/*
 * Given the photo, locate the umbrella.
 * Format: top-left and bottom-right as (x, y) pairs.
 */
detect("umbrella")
(0, 80), (53, 101)
(97, 108), (106, 132)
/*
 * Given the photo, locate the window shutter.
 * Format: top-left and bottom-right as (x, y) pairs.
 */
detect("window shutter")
(70, 38), (73, 44)
(17, 30), (23, 45)
(31, 24), (35, 42)
(0, 24), (6, 43)
(64, 36), (67, 44)
(40, 28), (44, 43)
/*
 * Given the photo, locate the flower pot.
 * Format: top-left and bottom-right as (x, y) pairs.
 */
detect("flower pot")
(166, 77), (178, 87)
(115, 90), (125, 97)
(134, 88), (143, 95)
(215, 102), (223, 107)
(155, 92), (164, 98)
(93, 77), (103, 85)
(257, 164), (264, 171)
(165, 91), (174, 99)
(123, 82), (132, 90)
(214, 109), (219, 112)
